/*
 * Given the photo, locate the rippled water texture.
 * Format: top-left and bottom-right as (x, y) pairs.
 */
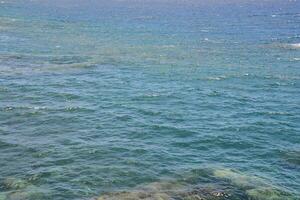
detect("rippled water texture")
(0, 0), (300, 199)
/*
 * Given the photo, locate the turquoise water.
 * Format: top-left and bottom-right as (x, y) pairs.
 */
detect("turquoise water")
(0, 0), (300, 199)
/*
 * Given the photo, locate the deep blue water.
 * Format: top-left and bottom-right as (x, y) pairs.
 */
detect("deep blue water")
(0, 0), (300, 199)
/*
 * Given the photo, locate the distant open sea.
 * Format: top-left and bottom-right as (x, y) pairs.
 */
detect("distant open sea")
(0, 0), (299, 199)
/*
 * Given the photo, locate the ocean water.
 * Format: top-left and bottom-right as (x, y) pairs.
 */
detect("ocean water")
(0, 0), (300, 199)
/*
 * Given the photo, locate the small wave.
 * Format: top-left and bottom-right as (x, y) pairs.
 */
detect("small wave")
(0, 106), (45, 118)
(276, 43), (300, 50)
(206, 75), (227, 81)
(0, 140), (17, 149)
(160, 45), (176, 49)
(290, 43), (300, 49)
(49, 55), (91, 65)
(200, 29), (209, 32)
(131, 92), (175, 101)
(133, 16), (155, 21)
(1, 106), (47, 112)
(151, 124), (197, 138)
(280, 150), (300, 166)
(1, 105), (94, 114)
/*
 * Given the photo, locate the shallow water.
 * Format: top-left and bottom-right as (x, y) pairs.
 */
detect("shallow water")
(0, 0), (300, 199)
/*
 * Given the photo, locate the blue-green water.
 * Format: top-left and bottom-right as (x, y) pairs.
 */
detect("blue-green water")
(0, 0), (300, 199)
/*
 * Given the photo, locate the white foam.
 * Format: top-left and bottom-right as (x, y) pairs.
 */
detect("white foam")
(290, 43), (300, 48)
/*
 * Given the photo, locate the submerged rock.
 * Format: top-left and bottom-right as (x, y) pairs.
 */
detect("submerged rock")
(97, 180), (181, 200)
(213, 169), (265, 189)
(1, 184), (45, 200)
(180, 187), (232, 200)
(96, 187), (236, 200)
(280, 150), (300, 166)
(0, 174), (49, 200)
(97, 191), (170, 200)
(93, 168), (295, 200)
(0, 193), (7, 200)
(96, 179), (236, 200)
(246, 187), (294, 200)
(212, 168), (296, 200)
(142, 180), (184, 192)
(2, 178), (29, 190)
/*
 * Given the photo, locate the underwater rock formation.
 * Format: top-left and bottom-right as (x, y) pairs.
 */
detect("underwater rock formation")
(0, 178), (45, 200)
(213, 169), (266, 189)
(2, 178), (29, 190)
(97, 191), (170, 200)
(246, 187), (293, 200)
(0, 168), (295, 200)
(95, 168), (295, 200)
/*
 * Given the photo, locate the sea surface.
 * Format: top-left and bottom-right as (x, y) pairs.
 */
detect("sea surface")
(0, 0), (300, 199)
